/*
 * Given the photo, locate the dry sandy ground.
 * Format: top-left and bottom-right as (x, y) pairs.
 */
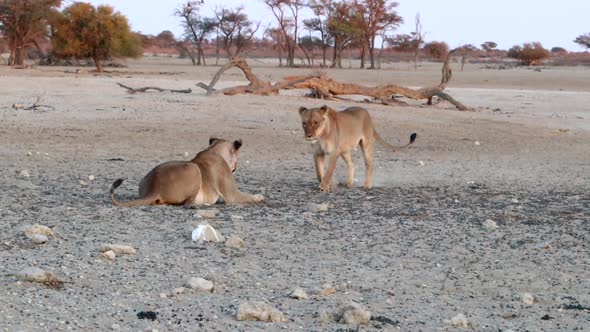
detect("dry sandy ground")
(0, 58), (589, 331)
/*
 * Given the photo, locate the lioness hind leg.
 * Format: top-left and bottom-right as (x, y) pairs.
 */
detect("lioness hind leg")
(360, 139), (374, 188)
(341, 152), (355, 188)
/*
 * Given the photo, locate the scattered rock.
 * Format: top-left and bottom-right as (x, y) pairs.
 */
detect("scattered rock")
(183, 152), (189, 157)
(338, 302), (371, 325)
(289, 288), (309, 300)
(474, 141), (481, 146)
(230, 215), (244, 221)
(88, 175), (95, 181)
(483, 219), (498, 230)
(511, 198), (519, 203)
(136, 311), (158, 321)
(191, 224), (225, 243)
(445, 313), (471, 328)
(522, 292), (535, 305)
(195, 209), (219, 219)
(174, 287), (186, 295)
(535, 242), (552, 250)
(100, 250), (116, 261)
(100, 244), (137, 255)
(24, 224), (55, 238)
(26, 151), (33, 156)
(159, 293), (167, 299)
(79, 180), (87, 186)
(9, 267), (64, 289)
(236, 302), (286, 323)
(541, 314), (553, 320)
(185, 277), (214, 292)
(30, 234), (49, 244)
(308, 203), (330, 213)
(19, 169), (30, 178)
(320, 286), (336, 297)
(224, 235), (245, 249)
(111, 323), (120, 330)
(418, 160), (425, 166)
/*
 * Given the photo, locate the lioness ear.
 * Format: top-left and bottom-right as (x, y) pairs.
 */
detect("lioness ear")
(209, 137), (220, 146)
(233, 139), (243, 150)
(319, 105), (329, 115)
(298, 106), (308, 116)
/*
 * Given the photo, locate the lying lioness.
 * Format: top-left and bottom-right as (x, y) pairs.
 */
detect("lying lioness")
(298, 105), (416, 191)
(110, 138), (264, 207)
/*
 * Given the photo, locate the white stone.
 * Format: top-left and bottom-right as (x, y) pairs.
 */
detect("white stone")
(445, 313), (470, 328)
(511, 198), (519, 203)
(418, 160), (425, 166)
(474, 141), (481, 146)
(100, 250), (116, 261)
(483, 219), (498, 230)
(100, 244), (137, 255)
(30, 234), (48, 244)
(183, 152), (189, 157)
(88, 175), (95, 181)
(308, 203), (330, 212)
(338, 302), (371, 325)
(289, 288), (309, 300)
(191, 224), (224, 243)
(236, 302), (286, 322)
(224, 235), (245, 249)
(26, 151), (33, 156)
(19, 170), (30, 178)
(522, 292), (535, 305)
(195, 209), (219, 219)
(185, 277), (214, 292)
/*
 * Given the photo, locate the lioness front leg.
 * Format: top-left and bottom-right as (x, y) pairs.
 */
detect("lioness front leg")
(219, 178), (264, 204)
(319, 154), (339, 192)
(313, 152), (325, 183)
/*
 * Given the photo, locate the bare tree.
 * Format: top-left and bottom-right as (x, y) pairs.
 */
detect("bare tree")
(175, 1), (217, 65)
(215, 6), (260, 57)
(265, 27), (287, 66)
(354, 0), (402, 69)
(574, 33), (590, 49)
(305, 0), (333, 67)
(264, 0), (305, 67)
(327, 1), (362, 68)
(411, 13), (425, 70)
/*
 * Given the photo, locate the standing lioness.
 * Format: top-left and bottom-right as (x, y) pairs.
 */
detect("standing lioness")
(299, 105), (416, 191)
(110, 138), (264, 207)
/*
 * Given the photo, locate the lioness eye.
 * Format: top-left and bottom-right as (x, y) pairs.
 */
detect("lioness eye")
(302, 122), (306, 127)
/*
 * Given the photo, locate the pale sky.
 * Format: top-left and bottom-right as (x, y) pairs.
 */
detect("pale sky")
(86, 0), (589, 51)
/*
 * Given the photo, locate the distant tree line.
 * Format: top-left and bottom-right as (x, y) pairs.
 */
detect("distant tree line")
(0, 0), (141, 71)
(0, 0), (588, 70)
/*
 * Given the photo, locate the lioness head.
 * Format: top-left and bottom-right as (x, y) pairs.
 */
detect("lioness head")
(208, 137), (242, 173)
(298, 105), (331, 142)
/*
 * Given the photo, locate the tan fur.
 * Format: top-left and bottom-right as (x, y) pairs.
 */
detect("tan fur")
(298, 105), (416, 191)
(110, 138), (264, 207)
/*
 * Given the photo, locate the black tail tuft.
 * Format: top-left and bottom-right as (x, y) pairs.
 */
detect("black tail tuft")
(110, 178), (124, 193)
(409, 133), (417, 144)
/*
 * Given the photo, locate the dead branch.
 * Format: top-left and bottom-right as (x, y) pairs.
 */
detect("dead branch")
(196, 50), (470, 111)
(116, 82), (192, 94)
(12, 96), (55, 111)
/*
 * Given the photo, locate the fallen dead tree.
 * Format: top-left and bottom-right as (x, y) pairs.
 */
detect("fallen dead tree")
(196, 50), (469, 111)
(116, 82), (192, 94)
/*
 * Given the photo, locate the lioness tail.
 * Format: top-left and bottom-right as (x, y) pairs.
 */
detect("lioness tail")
(374, 131), (417, 152)
(110, 178), (156, 207)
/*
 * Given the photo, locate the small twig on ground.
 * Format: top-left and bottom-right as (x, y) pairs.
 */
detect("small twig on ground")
(116, 82), (192, 94)
(12, 96), (55, 111)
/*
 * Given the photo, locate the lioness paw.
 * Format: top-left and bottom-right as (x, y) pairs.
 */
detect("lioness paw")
(319, 182), (331, 192)
(253, 194), (265, 202)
